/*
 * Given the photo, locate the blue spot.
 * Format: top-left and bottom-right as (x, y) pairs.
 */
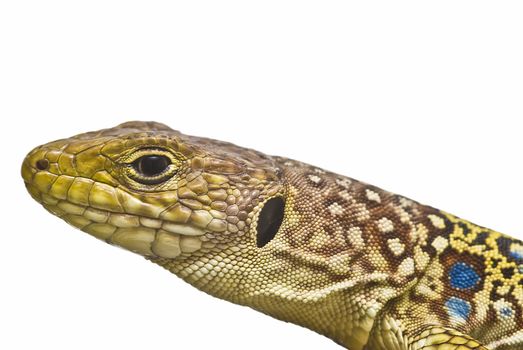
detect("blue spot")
(449, 262), (480, 290)
(511, 251), (523, 260)
(445, 297), (471, 321)
(500, 307), (513, 318)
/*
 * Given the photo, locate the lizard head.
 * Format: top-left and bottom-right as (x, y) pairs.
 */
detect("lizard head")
(22, 121), (286, 299)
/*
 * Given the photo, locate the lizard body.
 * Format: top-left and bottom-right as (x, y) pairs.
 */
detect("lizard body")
(22, 121), (523, 349)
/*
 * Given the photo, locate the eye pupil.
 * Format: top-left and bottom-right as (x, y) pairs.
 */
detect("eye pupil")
(135, 155), (171, 177)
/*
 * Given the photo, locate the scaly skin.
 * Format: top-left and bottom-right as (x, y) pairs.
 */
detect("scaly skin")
(22, 121), (523, 349)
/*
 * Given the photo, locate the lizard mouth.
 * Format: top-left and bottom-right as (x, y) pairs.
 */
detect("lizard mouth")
(24, 180), (209, 258)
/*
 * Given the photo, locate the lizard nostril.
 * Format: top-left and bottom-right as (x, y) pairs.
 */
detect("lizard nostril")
(35, 159), (49, 171)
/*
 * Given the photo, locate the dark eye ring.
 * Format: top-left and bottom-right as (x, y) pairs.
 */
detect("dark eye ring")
(133, 155), (171, 177)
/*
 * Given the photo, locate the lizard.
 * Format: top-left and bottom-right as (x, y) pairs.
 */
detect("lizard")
(21, 121), (523, 350)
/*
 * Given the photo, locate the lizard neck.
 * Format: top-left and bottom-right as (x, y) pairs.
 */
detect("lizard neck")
(153, 157), (459, 348)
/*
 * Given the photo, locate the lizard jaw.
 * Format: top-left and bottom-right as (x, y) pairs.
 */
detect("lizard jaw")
(24, 178), (209, 258)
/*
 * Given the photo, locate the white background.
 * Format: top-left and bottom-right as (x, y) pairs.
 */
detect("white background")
(1, 1), (523, 349)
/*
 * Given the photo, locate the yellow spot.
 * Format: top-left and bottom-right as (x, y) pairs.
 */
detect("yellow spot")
(399, 197), (414, 207)
(347, 227), (364, 250)
(353, 203), (370, 222)
(309, 229), (331, 249)
(328, 202), (344, 216)
(431, 236), (449, 253)
(414, 246), (430, 271)
(394, 207), (410, 223)
(339, 190), (352, 201)
(365, 189), (381, 203)
(387, 238), (405, 256)
(336, 178), (352, 189)
(428, 214), (446, 229)
(413, 223), (429, 246)
(377, 217), (394, 233)
(398, 257), (415, 277)
(308, 174), (322, 184)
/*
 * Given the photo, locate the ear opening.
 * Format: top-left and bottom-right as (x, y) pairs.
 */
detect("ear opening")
(256, 197), (285, 248)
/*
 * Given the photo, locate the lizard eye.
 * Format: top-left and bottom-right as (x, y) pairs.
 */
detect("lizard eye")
(133, 155), (171, 177)
(125, 149), (178, 185)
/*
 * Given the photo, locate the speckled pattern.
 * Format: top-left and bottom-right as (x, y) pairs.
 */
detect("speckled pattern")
(22, 121), (523, 349)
